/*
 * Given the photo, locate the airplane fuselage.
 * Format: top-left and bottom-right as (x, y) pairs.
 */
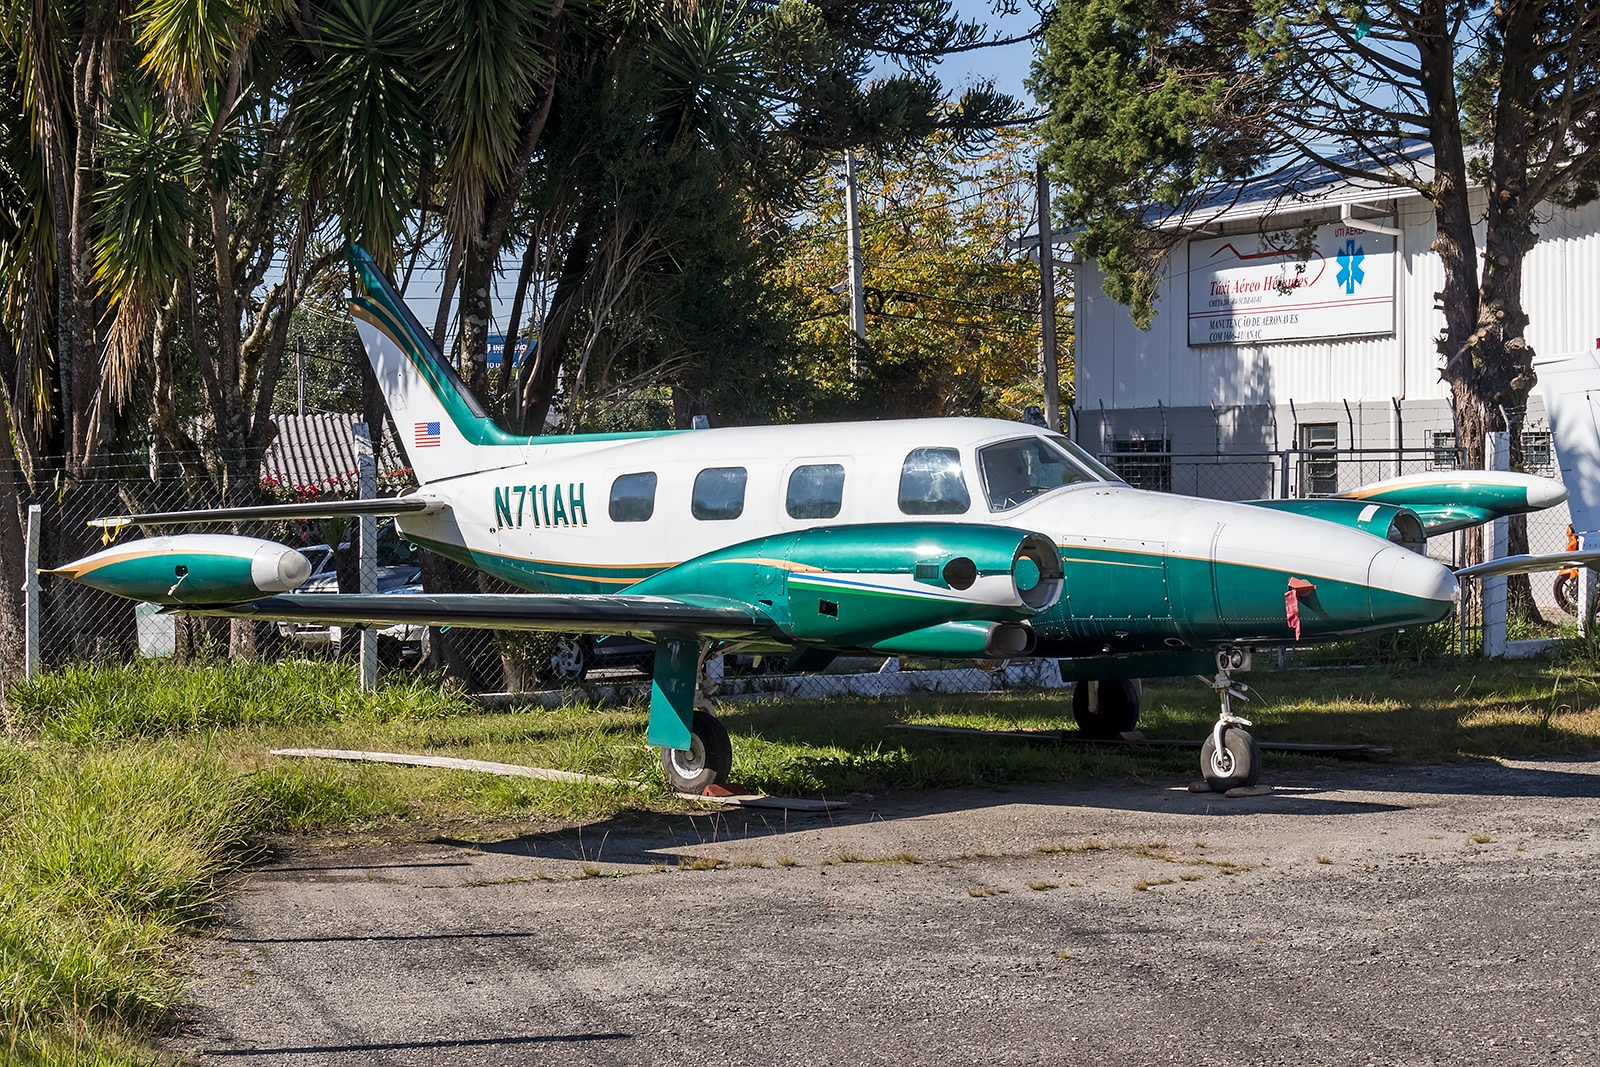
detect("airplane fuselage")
(393, 417), (1457, 658)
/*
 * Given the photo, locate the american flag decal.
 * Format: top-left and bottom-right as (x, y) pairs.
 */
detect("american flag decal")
(414, 421), (441, 448)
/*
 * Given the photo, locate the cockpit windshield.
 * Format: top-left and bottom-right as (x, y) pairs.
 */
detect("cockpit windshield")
(978, 435), (1118, 511)
(1048, 434), (1124, 483)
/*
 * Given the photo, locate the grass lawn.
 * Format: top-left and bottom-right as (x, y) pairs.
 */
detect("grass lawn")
(4, 650), (1600, 1063)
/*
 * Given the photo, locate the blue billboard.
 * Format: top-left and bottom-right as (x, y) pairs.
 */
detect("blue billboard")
(486, 335), (534, 367)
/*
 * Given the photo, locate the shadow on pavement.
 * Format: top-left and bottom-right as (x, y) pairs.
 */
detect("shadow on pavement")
(204, 1033), (631, 1056)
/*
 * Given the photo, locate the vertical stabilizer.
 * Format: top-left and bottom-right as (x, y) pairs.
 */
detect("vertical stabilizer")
(346, 245), (526, 482)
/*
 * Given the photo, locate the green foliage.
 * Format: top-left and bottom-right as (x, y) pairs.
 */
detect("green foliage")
(1030, 0), (1600, 334)
(6, 660), (478, 743)
(292, 0), (431, 264)
(418, 0), (555, 230)
(91, 92), (198, 307)
(0, 748), (252, 1056)
(770, 127), (1056, 420)
(1029, 0), (1264, 326)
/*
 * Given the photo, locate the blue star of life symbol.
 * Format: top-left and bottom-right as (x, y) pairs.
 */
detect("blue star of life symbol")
(1336, 239), (1365, 294)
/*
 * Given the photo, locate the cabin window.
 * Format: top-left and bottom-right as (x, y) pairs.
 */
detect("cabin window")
(786, 464), (846, 519)
(608, 472), (657, 522)
(978, 437), (1094, 511)
(898, 448), (970, 515)
(692, 466), (747, 520)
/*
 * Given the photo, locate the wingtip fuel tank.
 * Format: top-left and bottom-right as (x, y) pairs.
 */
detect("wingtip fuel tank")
(50, 534), (311, 606)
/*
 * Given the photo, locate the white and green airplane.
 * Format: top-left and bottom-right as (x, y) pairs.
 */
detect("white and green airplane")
(52, 247), (1594, 793)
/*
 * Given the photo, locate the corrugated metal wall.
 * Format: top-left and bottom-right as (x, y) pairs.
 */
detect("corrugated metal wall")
(1076, 191), (1600, 411)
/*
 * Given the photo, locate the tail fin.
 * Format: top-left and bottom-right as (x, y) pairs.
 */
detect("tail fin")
(347, 245), (525, 482)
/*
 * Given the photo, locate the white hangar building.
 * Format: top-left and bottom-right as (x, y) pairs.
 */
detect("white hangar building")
(1068, 158), (1600, 521)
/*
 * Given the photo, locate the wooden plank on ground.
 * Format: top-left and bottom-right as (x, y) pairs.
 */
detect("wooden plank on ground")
(268, 749), (846, 809)
(269, 748), (631, 785)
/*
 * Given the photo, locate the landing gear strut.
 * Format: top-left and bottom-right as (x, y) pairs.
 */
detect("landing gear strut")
(1198, 649), (1261, 792)
(651, 639), (734, 794)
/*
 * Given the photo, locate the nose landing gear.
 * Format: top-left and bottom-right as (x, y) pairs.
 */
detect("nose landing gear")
(1197, 649), (1263, 793)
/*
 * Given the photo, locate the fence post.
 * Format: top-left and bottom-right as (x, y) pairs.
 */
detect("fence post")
(1582, 533), (1597, 637)
(1279, 450), (1291, 499)
(1482, 432), (1509, 658)
(355, 422), (378, 691)
(23, 504), (40, 680)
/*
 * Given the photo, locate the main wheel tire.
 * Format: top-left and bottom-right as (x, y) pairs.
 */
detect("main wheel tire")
(1072, 678), (1141, 739)
(659, 709), (734, 794)
(1556, 572), (1579, 615)
(1200, 728), (1262, 792)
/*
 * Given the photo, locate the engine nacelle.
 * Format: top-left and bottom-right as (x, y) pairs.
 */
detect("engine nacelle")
(50, 534), (312, 606)
(633, 523), (1062, 655)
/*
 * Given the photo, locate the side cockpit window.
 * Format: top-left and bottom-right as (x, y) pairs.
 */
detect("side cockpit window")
(898, 448), (970, 515)
(609, 472), (657, 522)
(787, 464), (845, 519)
(692, 467), (747, 520)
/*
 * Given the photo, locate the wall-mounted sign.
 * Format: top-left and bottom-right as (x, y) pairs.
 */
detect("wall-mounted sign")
(1187, 221), (1396, 346)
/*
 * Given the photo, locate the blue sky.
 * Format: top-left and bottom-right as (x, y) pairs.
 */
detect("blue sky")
(926, 2), (1041, 107)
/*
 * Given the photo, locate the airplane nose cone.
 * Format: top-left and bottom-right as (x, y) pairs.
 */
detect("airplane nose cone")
(1368, 545), (1456, 627)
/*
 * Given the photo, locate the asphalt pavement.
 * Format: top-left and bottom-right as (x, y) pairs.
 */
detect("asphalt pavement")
(173, 758), (1600, 1066)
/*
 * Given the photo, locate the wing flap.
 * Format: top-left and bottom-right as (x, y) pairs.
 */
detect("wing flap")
(90, 496), (440, 529)
(190, 592), (773, 639)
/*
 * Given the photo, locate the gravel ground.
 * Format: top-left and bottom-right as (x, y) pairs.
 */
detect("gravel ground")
(174, 758), (1600, 1066)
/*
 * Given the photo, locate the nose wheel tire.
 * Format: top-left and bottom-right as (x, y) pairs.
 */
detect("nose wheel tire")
(1072, 678), (1141, 739)
(1200, 728), (1261, 792)
(659, 709), (734, 794)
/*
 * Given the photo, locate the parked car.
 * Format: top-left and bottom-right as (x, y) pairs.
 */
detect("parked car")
(545, 634), (655, 681)
(278, 522), (422, 657)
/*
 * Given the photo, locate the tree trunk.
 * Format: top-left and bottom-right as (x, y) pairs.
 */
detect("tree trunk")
(519, 210), (600, 431)
(495, 233), (543, 413)
(448, 1), (565, 411)
(458, 231), (495, 397)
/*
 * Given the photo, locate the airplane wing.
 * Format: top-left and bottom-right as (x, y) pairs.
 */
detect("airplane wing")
(1331, 470), (1567, 536)
(88, 496), (440, 529)
(201, 591), (771, 640)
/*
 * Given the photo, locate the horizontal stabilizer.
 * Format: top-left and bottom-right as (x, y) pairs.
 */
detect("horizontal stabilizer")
(187, 591), (773, 640)
(89, 496), (439, 529)
(1454, 550), (1600, 580)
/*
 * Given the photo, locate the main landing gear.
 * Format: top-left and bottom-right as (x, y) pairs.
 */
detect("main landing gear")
(1198, 648), (1262, 792)
(652, 640), (735, 794)
(1072, 678), (1142, 739)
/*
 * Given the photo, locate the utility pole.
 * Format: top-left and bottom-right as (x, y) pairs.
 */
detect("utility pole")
(844, 150), (867, 350)
(295, 338), (307, 417)
(1037, 161), (1061, 433)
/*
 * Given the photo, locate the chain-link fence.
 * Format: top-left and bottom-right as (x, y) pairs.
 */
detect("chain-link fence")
(9, 439), (1571, 702)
